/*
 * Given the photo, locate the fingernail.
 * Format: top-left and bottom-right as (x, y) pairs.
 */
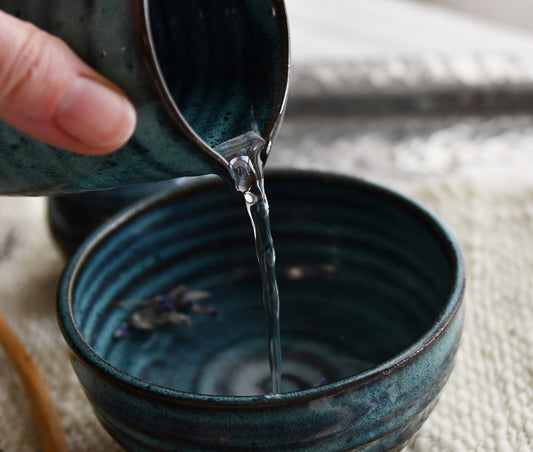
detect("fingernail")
(55, 76), (136, 149)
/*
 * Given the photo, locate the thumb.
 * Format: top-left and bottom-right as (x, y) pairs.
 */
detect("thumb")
(0, 10), (136, 155)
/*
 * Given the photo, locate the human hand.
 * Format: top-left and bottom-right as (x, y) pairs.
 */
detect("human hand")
(0, 10), (137, 155)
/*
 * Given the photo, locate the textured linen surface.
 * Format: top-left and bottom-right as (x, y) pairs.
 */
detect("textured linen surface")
(1, 50), (533, 450)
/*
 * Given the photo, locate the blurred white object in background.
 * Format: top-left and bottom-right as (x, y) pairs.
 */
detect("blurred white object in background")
(424, 0), (533, 32)
(285, 0), (533, 63)
(273, 0), (533, 190)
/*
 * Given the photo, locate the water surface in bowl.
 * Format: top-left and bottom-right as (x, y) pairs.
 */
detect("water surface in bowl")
(72, 174), (452, 396)
(102, 275), (378, 395)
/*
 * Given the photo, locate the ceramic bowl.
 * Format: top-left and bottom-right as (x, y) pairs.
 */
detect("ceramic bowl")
(57, 170), (465, 451)
(47, 180), (178, 257)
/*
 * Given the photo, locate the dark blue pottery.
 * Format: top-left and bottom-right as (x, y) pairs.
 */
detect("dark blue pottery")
(47, 179), (179, 257)
(0, 1), (289, 194)
(57, 170), (466, 451)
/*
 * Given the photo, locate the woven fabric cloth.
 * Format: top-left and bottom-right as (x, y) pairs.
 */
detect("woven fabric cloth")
(405, 178), (533, 452)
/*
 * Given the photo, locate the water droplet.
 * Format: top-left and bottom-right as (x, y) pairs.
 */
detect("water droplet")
(244, 192), (257, 205)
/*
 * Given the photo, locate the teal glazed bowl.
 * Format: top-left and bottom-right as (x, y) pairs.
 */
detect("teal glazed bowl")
(57, 170), (465, 451)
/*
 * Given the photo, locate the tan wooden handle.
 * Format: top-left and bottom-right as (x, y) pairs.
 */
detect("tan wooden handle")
(0, 308), (68, 452)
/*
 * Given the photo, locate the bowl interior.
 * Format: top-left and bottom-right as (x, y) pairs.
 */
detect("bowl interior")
(66, 172), (457, 396)
(149, 0), (288, 149)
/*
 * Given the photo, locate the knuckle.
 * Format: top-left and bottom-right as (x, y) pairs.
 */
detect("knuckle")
(0, 22), (53, 108)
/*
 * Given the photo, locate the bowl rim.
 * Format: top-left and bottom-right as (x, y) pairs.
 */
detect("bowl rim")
(57, 169), (466, 407)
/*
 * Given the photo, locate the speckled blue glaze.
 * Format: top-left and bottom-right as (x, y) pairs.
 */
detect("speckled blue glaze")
(0, 1), (289, 194)
(57, 171), (466, 451)
(47, 179), (179, 257)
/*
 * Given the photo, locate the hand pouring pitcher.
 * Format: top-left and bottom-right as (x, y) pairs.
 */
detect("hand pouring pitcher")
(0, 1), (289, 195)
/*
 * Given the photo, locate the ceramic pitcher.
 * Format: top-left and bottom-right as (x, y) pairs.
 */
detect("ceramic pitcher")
(0, 0), (289, 195)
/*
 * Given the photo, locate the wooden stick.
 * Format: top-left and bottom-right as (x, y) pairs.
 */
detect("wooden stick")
(0, 307), (68, 452)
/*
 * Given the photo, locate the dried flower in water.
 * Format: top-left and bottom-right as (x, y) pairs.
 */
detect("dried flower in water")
(113, 285), (218, 339)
